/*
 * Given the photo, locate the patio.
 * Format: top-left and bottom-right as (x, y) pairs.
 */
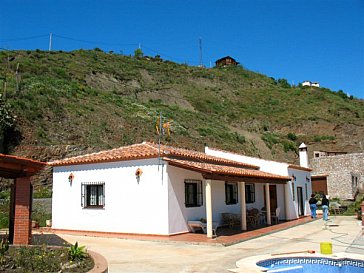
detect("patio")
(43, 216), (314, 246)
(27, 216), (363, 273)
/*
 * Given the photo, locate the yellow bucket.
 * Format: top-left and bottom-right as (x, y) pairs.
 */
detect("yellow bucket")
(320, 242), (332, 254)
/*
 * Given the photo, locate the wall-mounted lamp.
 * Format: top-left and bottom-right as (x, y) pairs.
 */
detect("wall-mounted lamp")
(68, 173), (74, 184)
(135, 168), (143, 183)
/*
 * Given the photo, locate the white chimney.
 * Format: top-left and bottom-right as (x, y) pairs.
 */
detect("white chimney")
(299, 143), (308, 168)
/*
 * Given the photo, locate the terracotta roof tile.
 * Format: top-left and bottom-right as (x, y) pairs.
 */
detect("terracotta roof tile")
(49, 142), (258, 169)
(288, 164), (312, 172)
(0, 154), (46, 166)
(164, 158), (290, 181)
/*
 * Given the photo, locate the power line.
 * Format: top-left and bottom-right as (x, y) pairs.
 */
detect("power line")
(0, 33), (205, 66)
(0, 34), (49, 42)
(53, 34), (138, 47)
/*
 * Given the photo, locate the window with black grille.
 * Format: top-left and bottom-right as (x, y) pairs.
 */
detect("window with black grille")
(245, 183), (255, 203)
(81, 182), (105, 208)
(184, 180), (203, 207)
(225, 182), (238, 205)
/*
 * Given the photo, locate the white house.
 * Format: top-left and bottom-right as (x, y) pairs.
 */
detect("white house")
(302, 81), (320, 87)
(205, 143), (312, 220)
(50, 142), (309, 238)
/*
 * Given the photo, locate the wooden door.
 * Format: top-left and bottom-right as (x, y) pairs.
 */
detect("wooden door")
(264, 185), (277, 213)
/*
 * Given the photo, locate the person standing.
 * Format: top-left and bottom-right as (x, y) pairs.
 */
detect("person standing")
(321, 195), (330, 221)
(309, 194), (318, 219)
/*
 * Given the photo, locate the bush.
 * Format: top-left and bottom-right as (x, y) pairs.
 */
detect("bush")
(0, 245), (93, 272)
(33, 187), (52, 198)
(283, 140), (297, 153)
(32, 202), (51, 227)
(277, 78), (291, 88)
(0, 193), (9, 228)
(313, 135), (336, 142)
(69, 242), (87, 261)
(262, 132), (279, 149)
(134, 48), (144, 58)
(287, 133), (297, 141)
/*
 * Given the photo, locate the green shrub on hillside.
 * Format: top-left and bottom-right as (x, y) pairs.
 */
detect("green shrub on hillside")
(262, 132), (279, 149)
(287, 133), (297, 141)
(313, 135), (336, 142)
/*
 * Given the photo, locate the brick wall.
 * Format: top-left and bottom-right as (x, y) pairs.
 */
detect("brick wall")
(13, 177), (31, 245)
(310, 153), (364, 200)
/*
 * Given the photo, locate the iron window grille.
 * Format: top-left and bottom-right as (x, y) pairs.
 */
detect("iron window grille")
(81, 182), (105, 208)
(225, 182), (238, 205)
(184, 179), (203, 207)
(245, 183), (255, 203)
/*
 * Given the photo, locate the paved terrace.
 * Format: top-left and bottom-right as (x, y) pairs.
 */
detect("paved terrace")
(28, 216), (364, 273)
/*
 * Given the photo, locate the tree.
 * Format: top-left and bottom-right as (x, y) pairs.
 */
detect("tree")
(134, 48), (144, 58)
(277, 78), (291, 88)
(0, 97), (16, 152)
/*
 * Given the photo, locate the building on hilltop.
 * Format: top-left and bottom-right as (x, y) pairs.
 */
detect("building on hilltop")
(215, 56), (239, 67)
(310, 150), (364, 200)
(313, 150), (347, 158)
(302, 81), (320, 87)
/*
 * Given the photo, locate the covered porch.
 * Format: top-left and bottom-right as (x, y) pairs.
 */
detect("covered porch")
(164, 158), (292, 238)
(0, 154), (46, 244)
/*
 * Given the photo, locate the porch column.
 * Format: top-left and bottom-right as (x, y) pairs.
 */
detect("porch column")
(240, 182), (247, 231)
(284, 182), (290, 221)
(13, 177), (32, 245)
(265, 183), (271, 225)
(205, 179), (213, 238)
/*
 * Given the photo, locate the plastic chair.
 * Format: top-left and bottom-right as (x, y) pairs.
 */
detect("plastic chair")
(271, 207), (280, 224)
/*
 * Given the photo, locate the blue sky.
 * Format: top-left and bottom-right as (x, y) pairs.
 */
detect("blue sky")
(1, 0), (363, 98)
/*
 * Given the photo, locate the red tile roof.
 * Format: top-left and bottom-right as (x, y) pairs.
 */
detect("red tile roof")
(0, 154), (46, 166)
(0, 154), (46, 178)
(164, 158), (290, 182)
(49, 142), (259, 169)
(288, 164), (312, 172)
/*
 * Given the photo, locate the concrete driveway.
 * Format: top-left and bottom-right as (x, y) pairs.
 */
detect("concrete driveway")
(56, 216), (364, 273)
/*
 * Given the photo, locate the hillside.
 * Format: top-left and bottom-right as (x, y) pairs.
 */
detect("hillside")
(1, 49), (364, 187)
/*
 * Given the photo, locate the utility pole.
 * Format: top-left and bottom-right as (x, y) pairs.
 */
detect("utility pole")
(49, 32), (52, 51)
(199, 37), (203, 67)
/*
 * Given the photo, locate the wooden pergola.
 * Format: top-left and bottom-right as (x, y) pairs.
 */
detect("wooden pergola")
(0, 154), (46, 244)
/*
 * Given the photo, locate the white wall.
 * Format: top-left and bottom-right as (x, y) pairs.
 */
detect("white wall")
(167, 165), (244, 232)
(287, 168), (312, 219)
(205, 147), (312, 220)
(52, 158), (170, 235)
(205, 147), (289, 176)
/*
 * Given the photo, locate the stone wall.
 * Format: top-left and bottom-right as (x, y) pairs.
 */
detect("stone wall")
(310, 153), (364, 200)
